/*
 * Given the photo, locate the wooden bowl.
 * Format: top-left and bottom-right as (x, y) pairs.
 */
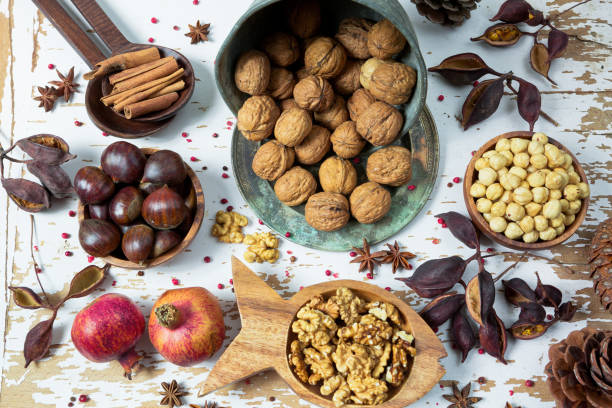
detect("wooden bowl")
(463, 131), (589, 250)
(77, 148), (205, 269)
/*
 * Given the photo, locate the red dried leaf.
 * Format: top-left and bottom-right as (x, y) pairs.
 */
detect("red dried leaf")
(24, 316), (55, 367)
(516, 79), (541, 131)
(461, 77), (505, 130)
(428, 53), (493, 85)
(547, 27), (569, 61)
(490, 0), (532, 23)
(396, 256), (467, 298)
(436, 211), (479, 249)
(9, 286), (45, 309)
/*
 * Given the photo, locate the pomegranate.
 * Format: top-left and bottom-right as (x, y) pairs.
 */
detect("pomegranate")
(71, 293), (145, 379)
(149, 287), (225, 366)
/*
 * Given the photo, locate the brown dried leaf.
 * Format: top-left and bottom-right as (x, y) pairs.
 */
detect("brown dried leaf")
(530, 43), (556, 85)
(24, 315), (55, 367)
(63, 264), (109, 303)
(2, 178), (51, 212)
(461, 77), (505, 130)
(9, 286), (45, 309)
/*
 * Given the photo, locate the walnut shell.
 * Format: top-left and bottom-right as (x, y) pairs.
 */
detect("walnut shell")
(293, 75), (335, 112)
(237, 95), (280, 141)
(366, 146), (412, 187)
(314, 95), (349, 130)
(356, 101), (403, 146)
(280, 98), (301, 112)
(360, 58), (416, 105)
(333, 59), (363, 96)
(305, 192), (350, 231)
(274, 107), (313, 147)
(261, 32), (300, 67)
(304, 37), (347, 79)
(287, 0), (321, 39)
(234, 50), (271, 96)
(267, 67), (295, 100)
(295, 125), (331, 165)
(335, 18), (374, 59)
(319, 156), (357, 195)
(252, 140), (295, 181)
(367, 19), (406, 59)
(349, 181), (391, 224)
(347, 88), (376, 122)
(330, 121), (366, 159)
(296, 66), (310, 81)
(274, 166), (317, 206)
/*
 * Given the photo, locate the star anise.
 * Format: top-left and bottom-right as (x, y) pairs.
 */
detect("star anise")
(350, 238), (386, 275)
(185, 20), (210, 44)
(378, 241), (415, 273)
(442, 382), (482, 408)
(49, 67), (79, 102)
(33, 86), (58, 112)
(159, 380), (188, 408)
(189, 402), (217, 408)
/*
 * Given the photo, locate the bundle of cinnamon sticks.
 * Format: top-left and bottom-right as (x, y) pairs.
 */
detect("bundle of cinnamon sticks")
(85, 47), (184, 119)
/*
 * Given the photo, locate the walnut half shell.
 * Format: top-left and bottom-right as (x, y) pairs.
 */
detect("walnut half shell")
(350, 181), (391, 224)
(305, 192), (350, 231)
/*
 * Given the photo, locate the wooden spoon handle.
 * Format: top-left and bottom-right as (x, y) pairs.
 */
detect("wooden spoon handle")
(71, 0), (131, 53)
(31, 0), (106, 67)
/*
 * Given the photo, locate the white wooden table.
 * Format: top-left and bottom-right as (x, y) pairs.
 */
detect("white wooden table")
(0, 0), (610, 407)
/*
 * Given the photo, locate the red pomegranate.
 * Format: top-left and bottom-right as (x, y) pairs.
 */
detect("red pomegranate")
(71, 293), (145, 379)
(149, 287), (225, 366)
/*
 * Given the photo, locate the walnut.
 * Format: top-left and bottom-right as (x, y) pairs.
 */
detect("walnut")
(266, 67), (295, 100)
(314, 95), (349, 130)
(261, 32), (300, 67)
(330, 121), (366, 159)
(366, 145), (412, 187)
(296, 66), (311, 81)
(333, 59), (363, 96)
(365, 301), (401, 326)
(289, 340), (310, 383)
(338, 314), (393, 346)
(347, 88), (375, 122)
(305, 192), (350, 232)
(252, 140), (295, 181)
(356, 101), (403, 146)
(210, 210), (248, 243)
(349, 181), (391, 224)
(330, 287), (366, 325)
(292, 306), (337, 348)
(295, 125), (331, 165)
(335, 18), (374, 59)
(385, 337), (415, 387)
(293, 75), (335, 112)
(360, 58), (416, 105)
(319, 156), (357, 195)
(347, 373), (388, 405)
(332, 342), (375, 377)
(372, 342), (392, 379)
(274, 107), (312, 146)
(243, 232), (279, 263)
(304, 347), (336, 384)
(308, 295), (340, 319)
(367, 19), (406, 59)
(332, 380), (352, 407)
(305, 37), (347, 79)
(280, 98), (301, 112)
(287, 0), (321, 39)
(321, 375), (345, 396)
(237, 95), (280, 141)
(234, 50), (271, 95)
(274, 166), (317, 206)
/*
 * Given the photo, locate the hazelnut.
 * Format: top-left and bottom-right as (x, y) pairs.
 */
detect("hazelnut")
(470, 182), (486, 198)
(356, 101), (403, 146)
(252, 140), (295, 181)
(319, 156), (357, 195)
(360, 58), (416, 105)
(550, 214), (564, 228)
(568, 170), (581, 185)
(555, 223), (566, 236)
(500, 172), (521, 190)
(333, 59), (363, 96)
(274, 166), (317, 206)
(267, 67), (296, 100)
(500, 190), (512, 204)
(530, 153), (548, 169)
(512, 187), (533, 206)
(523, 230), (539, 243)
(505, 202), (525, 222)
(542, 199), (561, 219)
(486, 183), (504, 201)
(540, 227), (557, 241)
(293, 75), (335, 112)
(330, 121), (366, 159)
(534, 215), (548, 232)
(237, 95), (280, 141)
(347, 88), (375, 121)
(234, 50), (271, 96)
(280, 98), (301, 112)
(549, 189), (562, 200)
(474, 158), (490, 171)
(577, 182), (589, 199)
(567, 199), (582, 215)
(504, 222), (524, 240)
(545, 144), (565, 167)
(335, 18), (374, 59)
(519, 215), (535, 233)
(491, 201), (506, 217)
(483, 213), (493, 222)
(478, 168), (498, 186)
(510, 138), (529, 154)
(532, 132), (548, 144)
(532, 186), (549, 204)
(314, 95), (349, 130)
(476, 198), (493, 214)
(366, 145), (412, 187)
(274, 108), (313, 146)
(489, 216), (507, 233)
(499, 150), (514, 166)
(305, 192), (350, 231)
(295, 125), (331, 165)
(488, 153), (507, 171)
(563, 214), (576, 226)
(305, 37), (347, 79)
(528, 141), (544, 155)
(545, 171), (564, 190)
(261, 32), (300, 67)
(509, 166), (527, 180)
(495, 138), (511, 151)
(527, 170), (546, 188)
(563, 184), (580, 201)
(349, 181), (391, 224)
(287, 0), (321, 39)
(367, 19), (406, 59)
(513, 152), (530, 168)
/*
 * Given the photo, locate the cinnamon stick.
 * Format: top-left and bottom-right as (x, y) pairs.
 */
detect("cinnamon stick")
(108, 56), (175, 85)
(111, 58), (179, 94)
(124, 92), (179, 119)
(149, 80), (185, 98)
(113, 79), (183, 112)
(84, 47), (160, 80)
(100, 68), (184, 106)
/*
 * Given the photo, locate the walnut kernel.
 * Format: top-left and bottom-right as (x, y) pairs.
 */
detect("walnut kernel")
(243, 232), (280, 263)
(210, 210), (248, 243)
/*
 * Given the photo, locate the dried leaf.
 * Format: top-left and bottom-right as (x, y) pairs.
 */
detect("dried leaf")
(420, 293), (465, 328)
(518, 301), (546, 323)
(534, 272), (562, 308)
(478, 311), (507, 364)
(452, 308), (476, 363)
(556, 301), (577, 322)
(490, 0), (532, 23)
(461, 77), (505, 130)
(471, 23), (523, 47)
(502, 278), (537, 306)
(26, 161), (73, 198)
(15, 134), (75, 165)
(9, 286), (45, 309)
(24, 316), (55, 367)
(428, 53), (493, 85)
(510, 320), (550, 340)
(547, 27), (569, 61)
(2, 178), (50, 212)
(63, 264), (109, 302)
(436, 211), (479, 249)
(466, 270), (495, 325)
(396, 256), (467, 298)
(516, 79), (541, 131)
(530, 43), (556, 85)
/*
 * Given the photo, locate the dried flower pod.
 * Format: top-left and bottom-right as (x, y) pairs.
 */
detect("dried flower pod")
(261, 32), (300, 67)
(534, 272), (562, 308)
(9, 287), (45, 309)
(518, 301), (546, 323)
(490, 0), (531, 23)
(479, 311), (508, 364)
(319, 156), (357, 195)
(428, 53), (493, 85)
(304, 37), (347, 79)
(234, 50), (271, 96)
(466, 270), (496, 325)
(294, 125), (330, 165)
(556, 301), (576, 321)
(335, 18), (373, 59)
(510, 320), (550, 340)
(435, 211), (479, 249)
(452, 309), (477, 362)
(547, 27), (569, 61)
(420, 293), (465, 328)
(274, 107), (313, 147)
(274, 166), (317, 206)
(237, 95), (280, 141)
(15, 134), (75, 165)
(356, 101), (403, 146)
(252, 140), (295, 181)
(330, 121), (366, 159)
(471, 23), (523, 47)
(333, 59), (362, 96)
(314, 95), (349, 131)
(293, 75), (335, 112)
(266, 67), (295, 100)
(347, 88), (375, 121)
(304, 192), (350, 232)
(461, 77), (505, 130)
(24, 317), (54, 368)
(526, 9), (544, 26)
(396, 256), (467, 298)
(26, 161), (73, 198)
(360, 58), (416, 105)
(502, 278), (537, 306)
(287, 0), (321, 39)
(516, 79), (541, 131)
(530, 43), (555, 84)
(366, 145), (412, 187)
(349, 181), (391, 224)
(367, 19), (406, 59)
(2, 178), (51, 212)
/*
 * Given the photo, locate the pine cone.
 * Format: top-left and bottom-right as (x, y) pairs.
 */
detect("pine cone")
(589, 218), (612, 313)
(545, 327), (612, 408)
(411, 0), (480, 26)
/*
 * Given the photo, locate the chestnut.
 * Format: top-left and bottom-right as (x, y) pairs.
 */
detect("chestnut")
(141, 185), (186, 230)
(139, 181), (164, 195)
(74, 166), (115, 205)
(184, 186), (196, 211)
(152, 230), (182, 258)
(141, 150), (187, 186)
(176, 207), (194, 236)
(101, 141), (146, 184)
(121, 224), (154, 263)
(88, 202), (109, 220)
(78, 219), (121, 257)
(109, 186), (144, 225)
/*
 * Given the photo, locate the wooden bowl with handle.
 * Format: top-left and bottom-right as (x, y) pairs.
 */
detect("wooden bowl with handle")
(77, 148), (205, 269)
(463, 131), (589, 250)
(198, 257), (447, 408)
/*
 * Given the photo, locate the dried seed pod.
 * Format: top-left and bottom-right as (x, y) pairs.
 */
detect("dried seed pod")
(530, 43), (555, 85)
(490, 0), (531, 23)
(526, 9), (544, 26)
(335, 18), (373, 59)
(518, 302), (546, 323)
(435, 211), (479, 249)
(535, 272), (562, 308)
(516, 79), (541, 131)
(471, 23), (523, 47)
(304, 37), (347, 79)
(461, 77), (505, 130)
(556, 301), (577, 322)
(502, 278), (537, 306)
(15, 134), (75, 165)
(9, 286), (45, 309)
(2, 178), (50, 212)
(420, 293), (465, 328)
(367, 19), (406, 59)
(26, 161), (73, 198)
(396, 256), (467, 298)
(479, 311), (508, 364)
(452, 309), (477, 363)
(510, 320), (550, 340)
(547, 27), (569, 61)
(466, 270), (496, 326)
(428, 53), (493, 85)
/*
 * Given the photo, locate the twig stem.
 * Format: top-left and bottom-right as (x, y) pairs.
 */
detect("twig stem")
(30, 215), (50, 306)
(493, 251), (528, 282)
(506, 82), (560, 126)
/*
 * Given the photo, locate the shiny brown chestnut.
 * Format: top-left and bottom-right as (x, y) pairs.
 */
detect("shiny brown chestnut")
(141, 150), (187, 186)
(74, 166), (115, 205)
(176, 206), (194, 236)
(141, 185), (186, 230)
(88, 202), (109, 220)
(78, 218), (121, 257)
(121, 224), (154, 264)
(184, 186), (196, 211)
(101, 141), (146, 184)
(109, 186), (144, 225)
(152, 230), (182, 258)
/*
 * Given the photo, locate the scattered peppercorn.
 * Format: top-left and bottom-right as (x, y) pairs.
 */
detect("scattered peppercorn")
(525, 380), (534, 387)
(204, 256), (211, 263)
(172, 278), (179, 285)
(285, 232), (291, 238)
(366, 272), (373, 279)
(222, 166), (228, 171)
(290, 256), (297, 262)
(258, 219), (264, 225)
(478, 348), (485, 354)
(212, 132), (219, 138)
(477, 376), (486, 384)
(148, 37), (154, 43)
(181, 132), (188, 137)
(137, 270), (144, 276)
(151, 17), (158, 23)
(190, 156), (198, 162)
(48, 63), (55, 69)
(325, 270), (331, 276)
(70, 397), (76, 402)
(173, 25), (180, 31)
(101, 131), (109, 136)
(226, 205), (233, 212)
(217, 283), (224, 289)
(447, 182), (453, 187)
(61, 232), (70, 239)
(64, 251), (72, 257)
(384, 287), (391, 291)
(74, 120), (82, 126)
(349, 251), (357, 257)
(222, 173), (229, 178)
(438, 94), (444, 101)
(407, 185), (416, 191)
(220, 198), (228, 204)
(78, 395), (88, 403)
(437, 218), (444, 225)
(453, 176), (461, 183)
(87, 255), (94, 263)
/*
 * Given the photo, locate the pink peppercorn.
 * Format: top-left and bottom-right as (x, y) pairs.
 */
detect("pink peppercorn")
(229, 279), (233, 285)
(441, 223), (448, 228)
(226, 121), (233, 126)
(433, 327), (439, 333)
(193, 0), (199, 4)
(437, 218), (444, 224)
(525, 380), (534, 387)
(148, 37), (154, 43)
(78, 395), (88, 402)
(35, 267), (42, 273)
(48, 63), (54, 69)
(190, 156), (198, 162)
(473, 80), (480, 87)
(220, 198), (228, 204)
(181, 132), (188, 137)
(487, 247), (495, 253)
(366, 272), (373, 279)
(186, 139), (192, 143)
(332, 273), (339, 278)
(352, 157), (361, 164)
(74, 120), (82, 126)
(478, 348), (485, 354)
(217, 283), (224, 289)
(172, 278), (179, 285)
(87, 255), (94, 263)
(325, 270), (331, 276)
(471, 150), (476, 156)
(285, 232), (291, 238)
(287, 250), (292, 254)
(61, 232), (70, 239)
(212, 133), (219, 138)
(173, 25), (180, 31)
(437, 95), (444, 101)
(151, 17), (158, 23)
(258, 219), (264, 225)
(385, 287), (391, 291)
(68, 403), (74, 407)
(65, 251), (72, 257)
(547, 314), (553, 320)
(453, 177), (461, 183)
(111, 280), (116, 286)
(222, 173), (229, 179)
(204, 256), (211, 263)
(101, 131), (109, 136)
(226, 206), (233, 212)
(34, 245), (39, 251)
(299, 286), (304, 291)
(432, 238), (440, 244)
(407, 185), (416, 191)
(349, 251), (357, 257)
(509, 390), (514, 396)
